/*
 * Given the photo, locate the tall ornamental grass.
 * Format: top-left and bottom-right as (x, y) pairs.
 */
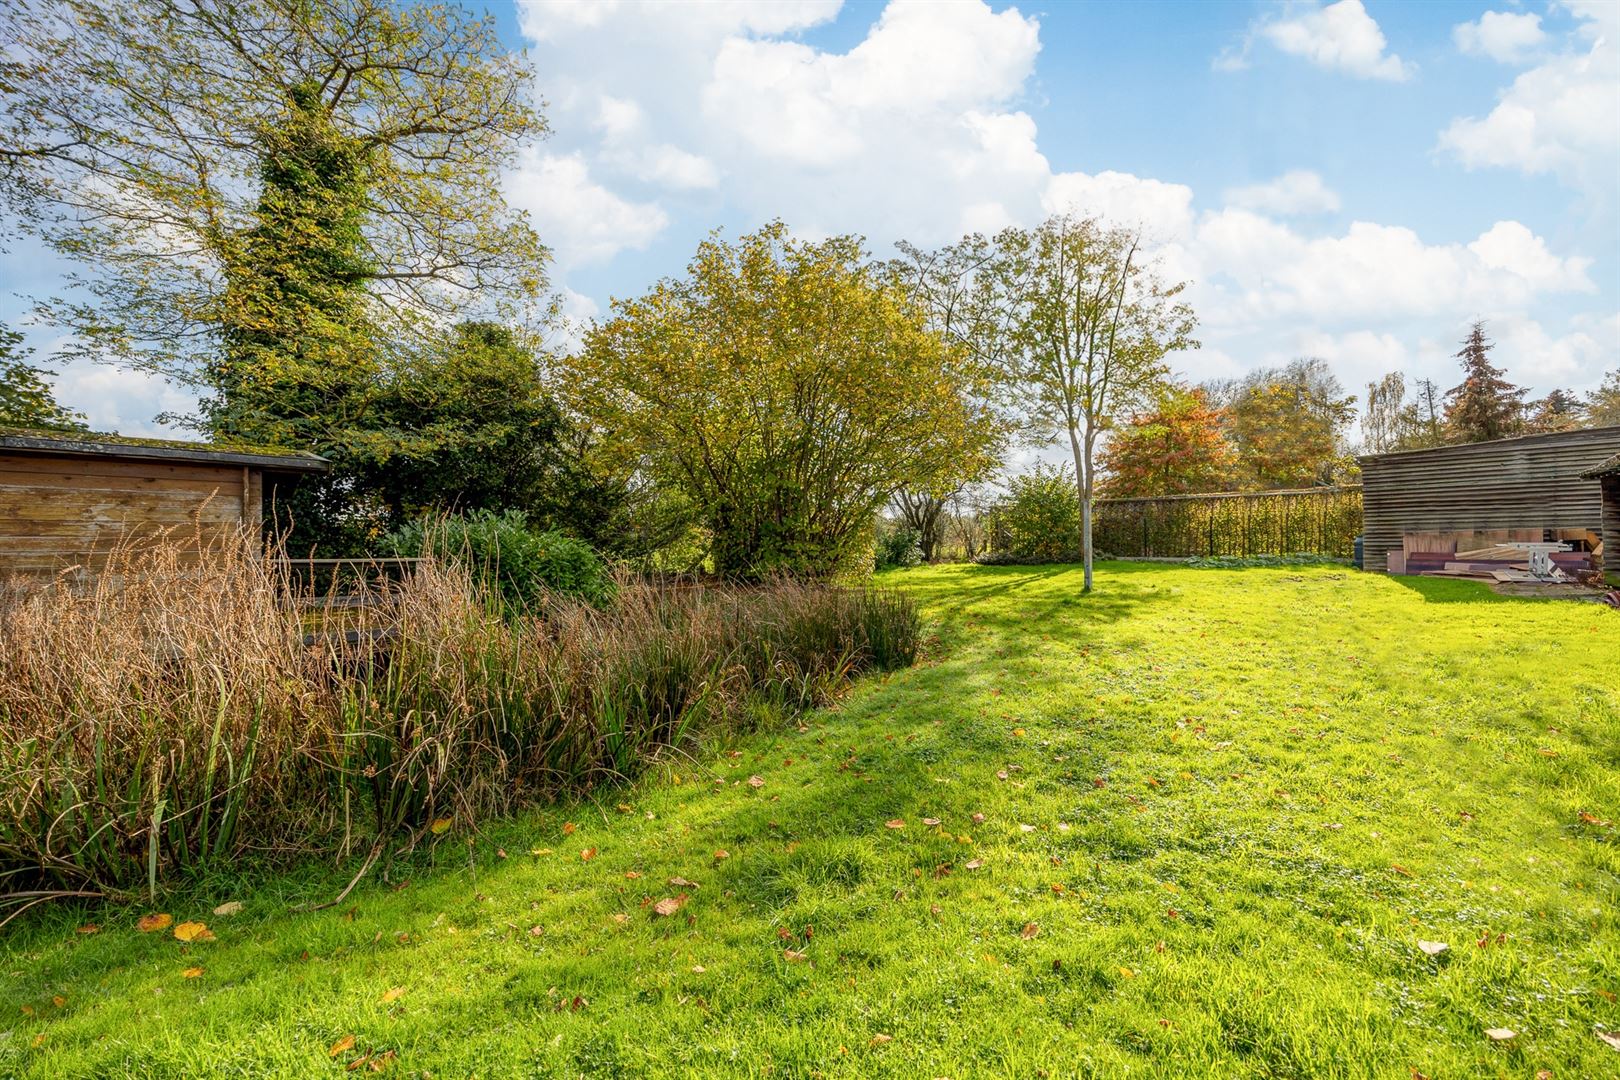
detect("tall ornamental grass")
(0, 530), (918, 896)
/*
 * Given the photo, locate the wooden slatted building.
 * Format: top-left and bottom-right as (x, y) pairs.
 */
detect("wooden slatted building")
(1581, 451), (1620, 582)
(1358, 426), (1620, 575)
(0, 428), (326, 578)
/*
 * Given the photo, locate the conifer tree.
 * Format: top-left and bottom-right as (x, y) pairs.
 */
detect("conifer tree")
(1443, 322), (1525, 443)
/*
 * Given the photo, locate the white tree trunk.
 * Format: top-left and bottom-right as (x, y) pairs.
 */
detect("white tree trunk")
(1067, 422), (1092, 592)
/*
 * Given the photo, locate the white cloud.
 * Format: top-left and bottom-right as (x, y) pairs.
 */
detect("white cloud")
(1438, 2), (1618, 195)
(517, 0), (842, 41)
(1223, 170), (1342, 215)
(592, 93), (720, 189)
(1453, 11), (1546, 64)
(1043, 169), (1196, 239)
(1257, 0), (1414, 81)
(49, 360), (197, 438)
(504, 151), (668, 265)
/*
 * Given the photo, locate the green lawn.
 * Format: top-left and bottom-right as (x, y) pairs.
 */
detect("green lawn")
(4, 563), (1619, 1078)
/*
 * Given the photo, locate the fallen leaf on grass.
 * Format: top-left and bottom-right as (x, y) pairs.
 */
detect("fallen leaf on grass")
(884, 819), (905, 830)
(173, 922), (214, 943)
(1417, 940), (1449, 956)
(51, 995), (65, 1007)
(1012, 728), (1025, 737)
(182, 967), (203, 979)
(783, 948), (807, 962)
(922, 817), (941, 827)
(713, 850), (730, 861)
(995, 770), (1008, 781)
(1390, 864), (1413, 878)
(531, 847), (552, 856)
(562, 822), (577, 835)
(668, 876), (700, 889)
(75, 923), (99, 935)
(1020, 922), (1040, 939)
(1596, 1029), (1620, 1051)
(579, 847), (597, 861)
(1484, 1028), (1516, 1041)
(1018, 824), (1036, 833)
(971, 813), (985, 824)
(624, 871), (641, 880)
(212, 901), (243, 917)
(964, 859), (984, 871)
(747, 775), (765, 789)
(1119, 966), (1136, 979)
(429, 817), (453, 835)
(652, 897), (685, 917)
(329, 1035), (356, 1057)
(380, 986), (405, 1003)
(137, 913), (173, 933)
(869, 1033), (893, 1047)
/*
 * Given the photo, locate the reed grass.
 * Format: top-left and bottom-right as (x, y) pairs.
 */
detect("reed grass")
(0, 529), (917, 897)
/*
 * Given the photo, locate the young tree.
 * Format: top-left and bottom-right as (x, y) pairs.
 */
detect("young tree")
(977, 215), (1197, 591)
(1209, 358), (1356, 488)
(1362, 371), (1408, 453)
(0, 323), (87, 431)
(1097, 384), (1234, 497)
(1444, 321), (1526, 442)
(0, 0), (546, 384)
(1526, 388), (1584, 433)
(1589, 369), (1620, 428)
(572, 222), (999, 579)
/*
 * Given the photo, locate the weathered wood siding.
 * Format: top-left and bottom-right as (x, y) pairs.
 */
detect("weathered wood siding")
(1602, 476), (1619, 580)
(0, 452), (249, 576)
(1358, 426), (1620, 573)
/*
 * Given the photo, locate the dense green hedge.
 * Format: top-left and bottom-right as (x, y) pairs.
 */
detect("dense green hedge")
(1091, 487), (1362, 559)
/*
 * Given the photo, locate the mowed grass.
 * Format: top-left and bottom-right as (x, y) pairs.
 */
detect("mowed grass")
(3, 563), (1618, 1078)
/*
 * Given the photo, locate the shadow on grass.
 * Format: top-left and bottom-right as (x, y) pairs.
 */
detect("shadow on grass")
(1388, 575), (1525, 604)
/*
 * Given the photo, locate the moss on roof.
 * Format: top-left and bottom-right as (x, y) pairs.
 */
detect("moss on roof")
(0, 424), (317, 459)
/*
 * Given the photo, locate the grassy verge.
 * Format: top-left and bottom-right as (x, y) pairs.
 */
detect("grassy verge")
(2, 563), (1617, 1078)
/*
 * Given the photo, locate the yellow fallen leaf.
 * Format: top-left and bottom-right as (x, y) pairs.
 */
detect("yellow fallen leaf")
(329, 1034), (356, 1057)
(380, 986), (405, 1003)
(1020, 922), (1040, 939)
(173, 921), (214, 943)
(531, 847), (552, 856)
(429, 817), (453, 835)
(182, 966), (203, 979)
(1119, 966), (1136, 979)
(1012, 728), (1025, 737)
(30, 1033), (44, 1048)
(1417, 940), (1449, 956)
(212, 901), (243, 917)
(137, 913), (173, 933)
(869, 1033), (893, 1046)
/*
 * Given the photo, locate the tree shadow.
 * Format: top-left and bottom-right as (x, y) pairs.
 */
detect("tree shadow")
(1388, 575), (1537, 605)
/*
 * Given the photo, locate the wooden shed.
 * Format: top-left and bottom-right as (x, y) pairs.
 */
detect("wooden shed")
(0, 428), (326, 578)
(1358, 426), (1620, 574)
(1580, 450), (1620, 583)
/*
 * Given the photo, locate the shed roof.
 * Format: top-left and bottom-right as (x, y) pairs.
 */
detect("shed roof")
(1581, 451), (1620, 479)
(1358, 424), (1620, 466)
(0, 427), (328, 472)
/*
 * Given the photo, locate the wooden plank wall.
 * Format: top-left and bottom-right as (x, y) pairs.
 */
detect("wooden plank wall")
(1359, 426), (1620, 573)
(0, 452), (249, 577)
(1603, 476), (1619, 580)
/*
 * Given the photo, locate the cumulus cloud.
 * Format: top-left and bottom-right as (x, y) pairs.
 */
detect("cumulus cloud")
(1256, 0), (1414, 81)
(1453, 11), (1546, 64)
(1439, 2), (1618, 195)
(48, 360), (197, 437)
(503, 150), (669, 265)
(1223, 170), (1341, 216)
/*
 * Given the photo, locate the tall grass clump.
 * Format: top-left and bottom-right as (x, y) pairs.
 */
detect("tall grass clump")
(0, 530), (918, 897)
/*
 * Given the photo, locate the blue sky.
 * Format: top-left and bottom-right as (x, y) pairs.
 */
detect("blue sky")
(4, 0), (1616, 436)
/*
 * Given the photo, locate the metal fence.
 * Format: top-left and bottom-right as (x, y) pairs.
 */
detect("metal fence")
(1091, 486), (1363, 559)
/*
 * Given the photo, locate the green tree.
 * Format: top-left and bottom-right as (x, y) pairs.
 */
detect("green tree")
(987, 464), (1082, 563)
(1444, 321), (1525, 443)
(972, 215), (1197, 591)
(1211, 358), (1356, 488)
(1362, 371), (1409, 454)
(1098, 385), (1234, 497)
(1526, 388), (1584, 433)
(572, 222), (999, 579)
(1589, 370), (1620, 428)
(0, 323), (87, 431)
(0, 0), (546, 384)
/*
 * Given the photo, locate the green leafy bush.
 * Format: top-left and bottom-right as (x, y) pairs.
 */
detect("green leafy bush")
(984, 464), (1081, 562)
(873, 524), (923, 570)
(384, 509), (615, 609)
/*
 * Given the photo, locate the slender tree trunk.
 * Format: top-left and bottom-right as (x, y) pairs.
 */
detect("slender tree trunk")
(1067, 420), (1092, 592)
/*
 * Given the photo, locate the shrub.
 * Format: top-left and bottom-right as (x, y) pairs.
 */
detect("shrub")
(873, 524), (923, 570)
(0, 530), (919, 895)
(384, 509), (616, 609)
(985, 464), (1081, 562)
